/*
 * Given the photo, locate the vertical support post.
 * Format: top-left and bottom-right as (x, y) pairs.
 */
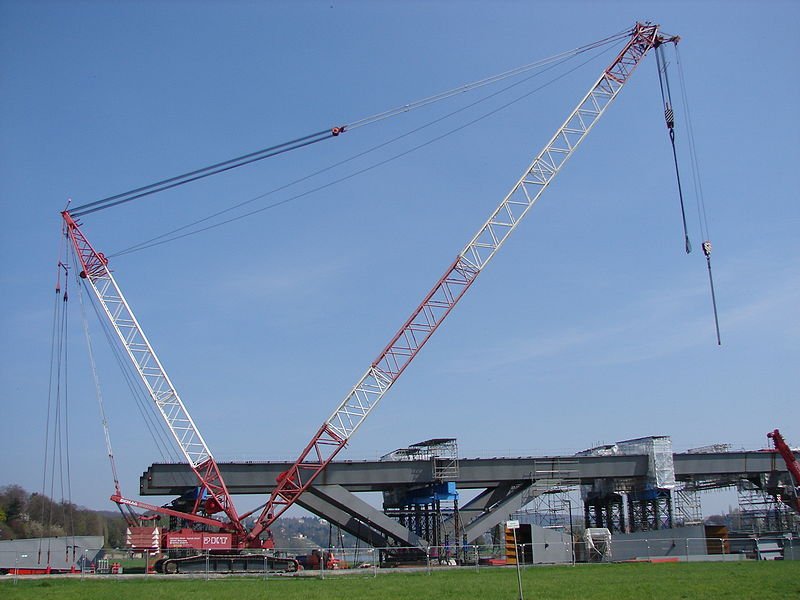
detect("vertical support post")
(567, 497), (575, 566)
(513, 528), (524, 600)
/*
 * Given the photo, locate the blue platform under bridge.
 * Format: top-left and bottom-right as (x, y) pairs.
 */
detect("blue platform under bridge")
(383, 482), (462, 564)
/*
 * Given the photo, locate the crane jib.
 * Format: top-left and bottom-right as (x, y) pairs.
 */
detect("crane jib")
(247, 22), (678, 542)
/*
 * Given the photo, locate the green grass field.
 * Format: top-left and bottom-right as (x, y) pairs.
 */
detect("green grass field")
(2, 561), (799, 599)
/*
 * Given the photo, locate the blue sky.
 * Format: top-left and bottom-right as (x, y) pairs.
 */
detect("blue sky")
(1, 1), (798, 517)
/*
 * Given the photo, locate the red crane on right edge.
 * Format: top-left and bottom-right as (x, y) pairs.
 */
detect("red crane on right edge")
(767, 429), (800, 513)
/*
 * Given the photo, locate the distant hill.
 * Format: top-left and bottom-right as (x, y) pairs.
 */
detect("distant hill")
(269, 515), (361, 550)
(0, 484), (127, 547)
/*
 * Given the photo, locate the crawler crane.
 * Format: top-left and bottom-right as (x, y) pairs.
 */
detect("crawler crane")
(767, 429), (800, 514)
(63, 22), (678, 572)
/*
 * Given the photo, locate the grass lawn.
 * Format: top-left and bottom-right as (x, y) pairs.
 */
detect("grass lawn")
(2, 561), (798, 599)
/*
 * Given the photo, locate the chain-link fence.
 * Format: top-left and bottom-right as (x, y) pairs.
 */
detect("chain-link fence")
(2, 536), (797, 583)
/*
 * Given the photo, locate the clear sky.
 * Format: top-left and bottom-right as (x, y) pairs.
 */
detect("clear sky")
(1, 1), (798, 518)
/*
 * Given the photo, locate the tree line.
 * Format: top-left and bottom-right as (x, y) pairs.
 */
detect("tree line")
(0, 484), (128, 547)
(0, 484), (361, 550)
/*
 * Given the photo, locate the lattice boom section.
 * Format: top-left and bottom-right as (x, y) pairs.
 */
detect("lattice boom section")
(65, 215), (246, 529)
(326, 367), (393, 439)
(460, 23), (659, 272)
(86, 269), (212, 467)
(372, 258), (479, 380)
(253, 23), (666, 537)
(462, 79), (623, 272)
(325, 258), (479, 443)
(606, 25), (658, 84)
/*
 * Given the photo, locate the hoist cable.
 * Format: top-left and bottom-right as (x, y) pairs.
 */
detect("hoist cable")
(76, 275), (125, 496)
(69, 131), (334, 217)
(50, 256), (75, 551)
(703, 242), (722, 345)
(658, 44), (721, 345)
(112, 43), (615, 256)
(70, 29), (629, 220)
(673, 44), (720, 345)
(675, 45), (711, 241)
(655, 45), (691, 254)
(61, 287), (76, 544)
(47, 277), (69, 538)
(39, 263), (65, 562)
(41, 268), (64, 502)
(96, 300), (181, 463)
(81, 275), (181, 463)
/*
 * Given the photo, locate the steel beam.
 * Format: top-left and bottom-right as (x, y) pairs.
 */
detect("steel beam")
(141, 452), (796, 496)
(295, 490), (388, 549)
(460, 482), (551, 543)
(306, 485), (428, 549)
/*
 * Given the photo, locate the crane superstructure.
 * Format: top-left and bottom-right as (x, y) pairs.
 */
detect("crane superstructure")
(62, 22), (677, 572)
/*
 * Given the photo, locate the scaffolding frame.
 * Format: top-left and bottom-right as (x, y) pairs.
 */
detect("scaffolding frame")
(736, 480), (800, 534)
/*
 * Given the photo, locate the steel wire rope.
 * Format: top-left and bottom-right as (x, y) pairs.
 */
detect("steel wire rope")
(673, 45), (721, 345)
(81, 278), (181, 464)
(41, 267), (64, 507)
(675, 45), (711, 241)
(64, 225), (194, 484)
(112, 43), (617, 256)
(97, 303), (181, 465)
(113, 61), (567, 255)
(655, 44), (692, 254)
(344, 28), (631, 131)
(70, 29), (629, 220)
(47, 279), (69, 541)
(39, 261), (65, 562)
(75, 271), (125, 496)
(63, 256), (82, 551)
(68, 130), (333, 217)
(60, 278), (76, 550)
(112, 55), (583, 255)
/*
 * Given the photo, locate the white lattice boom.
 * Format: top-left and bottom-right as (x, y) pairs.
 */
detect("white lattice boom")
(248, 22), (673, 542)
(62, 211), (243, 533)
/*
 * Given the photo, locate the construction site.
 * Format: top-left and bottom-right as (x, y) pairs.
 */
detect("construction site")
(2, 7), (798, 590)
